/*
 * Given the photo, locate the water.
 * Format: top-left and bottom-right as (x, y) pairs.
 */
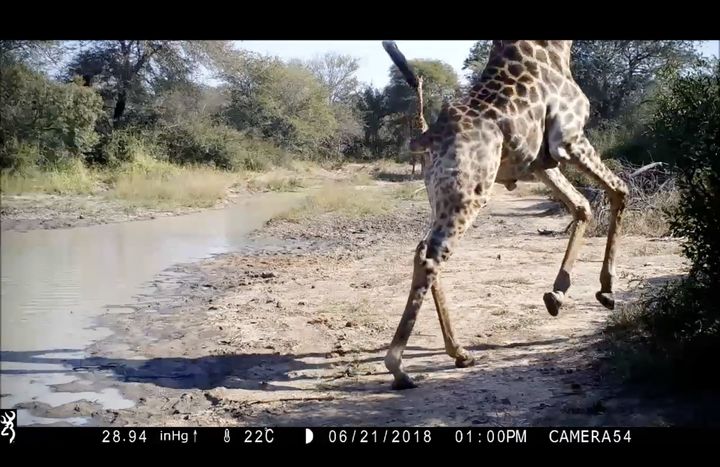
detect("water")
(0, 192), (301, 425)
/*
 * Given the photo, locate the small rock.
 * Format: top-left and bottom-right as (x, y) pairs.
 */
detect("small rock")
(209, 306), (218, 310)
(571, 383), (581, 390)
(311, 285), (315, 289)
(298, 301), (306, 306)
(500, 398), (511, 405)
(261, 272), (276, 279)
(345, 321), (354, 327)
(78, 214), (84, 219)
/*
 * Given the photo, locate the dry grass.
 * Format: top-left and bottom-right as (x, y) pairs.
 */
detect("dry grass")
(274, 182), (393, 222)
(591, 190), (678, 237)
(0, 155), (241, 211)
(586, 163), (678, 237)
(393, 182), (426, 201)
(350, 172), (373, 186)
(1, 160), (98, 195)
(538, 160), (678, 238)
(246, 174), (305, 192)
(109, 164), (239, 209)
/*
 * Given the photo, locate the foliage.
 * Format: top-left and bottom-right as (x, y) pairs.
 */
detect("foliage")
(655, 62), (720, 284)
(607, 61), (720, 386)
(63, 40), (234, 125)
(462, 40), (492, 84)
(571, 41), (701, 128)
(0, 63), (104, 171)
(159, 118), (288, 171)
(222, 56), (338, 157)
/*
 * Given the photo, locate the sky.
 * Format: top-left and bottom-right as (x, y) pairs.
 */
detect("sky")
(234, 40), (720, 88)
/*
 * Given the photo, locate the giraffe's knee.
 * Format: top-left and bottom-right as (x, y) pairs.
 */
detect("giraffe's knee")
(575, 197), (592, 223)
(426, 229), (452, 264)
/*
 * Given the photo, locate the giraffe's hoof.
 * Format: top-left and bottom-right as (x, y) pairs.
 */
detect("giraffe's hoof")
(596, 291), (615, 310)
(391, 374), (418, 390)
(543, 291), (563, 317)
(455, 354), (476, 368)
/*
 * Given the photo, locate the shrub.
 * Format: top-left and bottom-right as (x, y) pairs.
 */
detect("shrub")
(607, 61), (720, 386)
(159, 119), (290, 172)
(0, 64), (104, 171)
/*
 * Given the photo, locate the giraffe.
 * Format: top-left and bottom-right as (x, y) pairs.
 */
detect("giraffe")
(409, 75), (428, 177)
(383, 42), (429, 178)
(381, 40), (629, 390)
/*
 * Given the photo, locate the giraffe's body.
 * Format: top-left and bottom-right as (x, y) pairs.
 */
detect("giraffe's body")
(382, 40), (629, 390)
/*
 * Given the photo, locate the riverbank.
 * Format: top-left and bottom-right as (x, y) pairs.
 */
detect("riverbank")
(0, 160), (392, 232)
(12, 165), (712, 427)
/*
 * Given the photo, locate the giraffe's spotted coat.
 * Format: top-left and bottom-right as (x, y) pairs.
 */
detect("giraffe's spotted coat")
(383, 40), (629, 390)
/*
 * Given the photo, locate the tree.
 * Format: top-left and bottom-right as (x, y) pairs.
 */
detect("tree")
(302, 53), (363, 156)
(383, 59), (460, 154)
(223, 55), (338, 155)
(305, 52), (360, 105)
(570, 41), (701, 127)
(0, 40), (64, 72)
(462, 40), (493, 84)
(355, 86), (389, 158)
(0, 62), (104, 170)
(63, 40), (233, 125)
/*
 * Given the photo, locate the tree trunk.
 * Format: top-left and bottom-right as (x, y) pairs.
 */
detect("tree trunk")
(113, 40), (132, 125)
(113, 88), (127, 123)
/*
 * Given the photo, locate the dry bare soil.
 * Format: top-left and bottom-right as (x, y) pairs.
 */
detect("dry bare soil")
(15, 170), (718, 427)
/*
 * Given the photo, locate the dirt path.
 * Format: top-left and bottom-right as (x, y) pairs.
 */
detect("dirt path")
(16, 181), (698, 427)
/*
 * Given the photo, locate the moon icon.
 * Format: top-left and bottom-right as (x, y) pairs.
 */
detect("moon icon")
(305, 428), (314, 444)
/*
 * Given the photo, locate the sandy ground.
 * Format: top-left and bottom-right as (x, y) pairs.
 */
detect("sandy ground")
(15, 171), (717, 428)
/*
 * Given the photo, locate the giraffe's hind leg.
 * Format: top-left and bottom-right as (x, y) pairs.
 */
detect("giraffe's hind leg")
(553, 135), (628, 309)
(535, 167), (592, 316)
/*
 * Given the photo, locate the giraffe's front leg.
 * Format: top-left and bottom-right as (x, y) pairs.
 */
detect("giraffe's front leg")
(384, 239), (432, 390)
(431, 276), (475, 368)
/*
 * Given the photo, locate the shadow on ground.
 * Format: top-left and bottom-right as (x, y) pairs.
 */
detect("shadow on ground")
(5, 330), (718, 427)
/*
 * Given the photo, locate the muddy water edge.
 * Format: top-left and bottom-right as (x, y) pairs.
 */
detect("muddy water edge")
(0, 191), (305, 426)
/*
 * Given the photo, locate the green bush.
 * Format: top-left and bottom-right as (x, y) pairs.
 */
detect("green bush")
(90, 127), (167, 168)
(0, 64), (104, 171)
(159, 119), (290, 172)
(609, 61), (720, 385)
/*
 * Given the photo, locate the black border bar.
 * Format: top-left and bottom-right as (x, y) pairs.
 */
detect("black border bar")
(5, 427), (719, 447)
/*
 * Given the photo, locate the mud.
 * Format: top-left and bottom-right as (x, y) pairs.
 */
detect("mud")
(7, 175), (719, 428)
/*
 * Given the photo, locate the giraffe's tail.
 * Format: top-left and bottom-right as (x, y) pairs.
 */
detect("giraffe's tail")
(382, 41), (419, 89)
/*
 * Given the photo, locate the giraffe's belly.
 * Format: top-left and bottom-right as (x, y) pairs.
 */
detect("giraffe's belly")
(495, 152), (541, 184)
